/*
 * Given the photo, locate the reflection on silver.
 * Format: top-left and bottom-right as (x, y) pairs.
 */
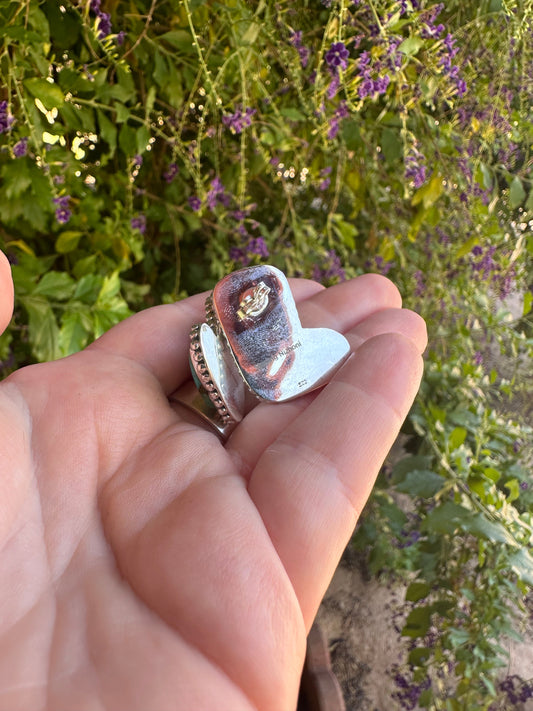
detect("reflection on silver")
(189, 323), (245, 425)
(172, 265), (351, 439)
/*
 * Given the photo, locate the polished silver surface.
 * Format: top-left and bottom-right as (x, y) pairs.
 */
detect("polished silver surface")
(173, 265), (351, 440)
(189, 323), (245, 424)
(211, 265), (351, 402)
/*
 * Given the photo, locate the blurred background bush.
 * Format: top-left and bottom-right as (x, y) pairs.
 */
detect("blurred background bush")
(1, 0), (532, 708)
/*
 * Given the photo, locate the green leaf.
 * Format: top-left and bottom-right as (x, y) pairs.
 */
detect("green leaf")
(523, 291), (532, 317)
(97, 272), (122, 303)
(456, 235), (480, 259)
(412, 173), (444, 209)
(153, 51), (169, 88)
(508, 549), (533, 586)
(1, 160), (32, 199)
(23, 297), (60, 362)
(402, 606), (431, 638)
(380, 128), (402, 164)
(24, 78), (64, 109)
(392, 455), (433, 483)
(422, 502), (471, 535)
(44, 0), (81, 48)
(33, 272), (75, 300)
(398, 36), (424, 56)
(478, 162), (493, 191)
(280, 108), (307, 121)
(59, 311), (90, 356)
(116, 66), (135, 100)
(28, 5), (50, 41)
(448, 627), (471, 646)
(405, 582), (431, 603)
(504, 478), (520, 502)
(448, 426), (467, 451)
(118, 124), (137, 156)
(509, 176), (526, 208)
(463, 514), (518, 546)
(74, 274), (103, 303)
(160, 30), (195, 53)
(98, 110), (117, 154)
(136, 125), (151, 155)
(55, 231), (83, 254)
(240, 21), (260, 45)
(408, 647), (432, 667)
(396, 470), (446, 498)
(484, 467), (501, 483)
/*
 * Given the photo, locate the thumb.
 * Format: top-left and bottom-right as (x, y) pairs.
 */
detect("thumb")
(0, 251), (14, 336)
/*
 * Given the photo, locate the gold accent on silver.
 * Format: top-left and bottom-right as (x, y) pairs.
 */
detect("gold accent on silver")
(205, 294), (220, 335)
(236, 281), (271, 321)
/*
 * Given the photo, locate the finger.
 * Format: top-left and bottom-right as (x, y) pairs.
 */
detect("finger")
(227, 306), (426, 476)
(0, 251), (14, 336)
(87, 293), (207, 395)
(247, 332), (424, 627)
(299, 273), (402, 330)
(88, 280), (324, 396)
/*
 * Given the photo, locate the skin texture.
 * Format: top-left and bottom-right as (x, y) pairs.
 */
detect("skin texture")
(0, 252), (426, 711)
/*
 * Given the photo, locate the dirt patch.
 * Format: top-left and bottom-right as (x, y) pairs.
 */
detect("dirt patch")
(316, 555), (533, 710)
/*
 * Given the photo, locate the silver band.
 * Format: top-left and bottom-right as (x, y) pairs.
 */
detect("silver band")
(169, 381), (238, 440)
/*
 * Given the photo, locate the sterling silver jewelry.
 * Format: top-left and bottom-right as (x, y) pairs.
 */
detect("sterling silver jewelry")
(171, 264), (350, 439)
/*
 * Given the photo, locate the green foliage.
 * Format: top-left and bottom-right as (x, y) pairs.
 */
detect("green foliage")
(1, 0), (532, 708)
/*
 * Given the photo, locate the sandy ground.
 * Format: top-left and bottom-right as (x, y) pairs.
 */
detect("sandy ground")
(316, 550), (533, 710)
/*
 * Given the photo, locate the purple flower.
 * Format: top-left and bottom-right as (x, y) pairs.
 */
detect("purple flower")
(0, 101), (14, 134)
(90, 0), (112, 39)
(229, 246), (248, 265)
(97, 11), (112, 38)
(325, 42), (349, 72)
(163, 162), (178, 183)
(290, 30), (303, 47)
(327, 101), (349, 140)
(53, 196), (72, 225)
(374, 75), (391, 94)
(13, 137), (28, 157)
(130, 214), (146, 234)
(55, 208), (71, 225)
(290, 30), (310, 68)
(372, 256), (395, 275)
(312, 250), (346, 284)
(326, 73), (340, 99)
(455, 78), (467, 97)
(116, 30), (126, 46)
(247, 237), (269, 258)
(405, 147), (427, 188)
(222, 106), (256, 134)
(188, 196), (202, 211)
(358, 77), (375, 99)
(413, 270), (425, 296)
(206, 177), (230, 210)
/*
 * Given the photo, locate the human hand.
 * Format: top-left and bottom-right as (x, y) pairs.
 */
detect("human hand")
(0, 252), (426, 711)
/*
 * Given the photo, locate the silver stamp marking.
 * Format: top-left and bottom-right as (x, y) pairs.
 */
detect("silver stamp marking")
(273, 341), (302, 361)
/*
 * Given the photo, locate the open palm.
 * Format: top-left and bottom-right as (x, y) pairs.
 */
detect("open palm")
(0, 252), (426, 711)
